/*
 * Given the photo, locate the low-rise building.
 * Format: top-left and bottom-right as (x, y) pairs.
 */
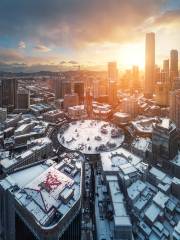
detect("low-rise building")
(68, 105), (87, 120)
(0, 137), (52, 174)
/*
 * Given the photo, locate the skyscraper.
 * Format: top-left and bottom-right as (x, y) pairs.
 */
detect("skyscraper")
(108, 62), (118, 105)
(108, 62), (118, 82)
(169, 89), (180, 129)
(0, 78), (17, 112)
(145, 32), (155, 98)
(132, 65), (140, 91)
(170, 49), (178, 84)
(152, 118), (177, 166)
(162, 59), (170, 83)
(55, 75), (71, 100)
(163, 59), (169, 74)
(73, 81), (84, 104)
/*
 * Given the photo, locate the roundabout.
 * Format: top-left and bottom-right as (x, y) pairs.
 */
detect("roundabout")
(58, 120), (125, 155)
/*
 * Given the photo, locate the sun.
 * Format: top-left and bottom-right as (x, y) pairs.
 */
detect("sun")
(117, 42), (145, 69)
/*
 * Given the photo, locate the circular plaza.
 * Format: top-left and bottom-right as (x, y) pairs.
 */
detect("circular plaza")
(58, 120), (124, 155)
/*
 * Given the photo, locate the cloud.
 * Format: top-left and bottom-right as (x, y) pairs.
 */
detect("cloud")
(60, 61), (66, 64)
(152, 9), (180, 26)
(0, 49), (24, 62)
(18, 41), (26, 49)
(34, 44), (51, 52)
(68, 60), (78, 65)
(0, 0), (169, 47)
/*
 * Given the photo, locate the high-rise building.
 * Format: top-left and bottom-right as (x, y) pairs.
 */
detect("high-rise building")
(85, 87), (93, 117)
(0, 158), (83, 240)
(64, 93), (79, 110)
(0, 108), (7, 123)
(170, 49), (178, 84)
(108, 62), (118, 105)
(154, 82), (169, 106)
(169, 89), (180, 129)
(55, 76), (63, 99)
(73, 81), (84, 104)
(145, 32), (155, 98)
(93, 79), (100, 99)
(108, 62), (118, 82)
(172, 77), (180, 91)
(108, 81), (117, 105)
(55, 76), (71, 100)
(152, 118), (178, 167)
(16, 89), (30, 110)
(0, 78), (17, 112)
(132, 65), (140, 91)
(163, 59), (169, 76)
(121, 96), (139, 119)
(155, 66), (161, 83)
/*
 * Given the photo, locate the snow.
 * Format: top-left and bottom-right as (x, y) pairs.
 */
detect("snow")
(149, 167), (166, 181)
(153, 191), (169, 209)
(0, 158), (83, 228)
(145, 203), (161, 223)
(58, 120), (124, 154)
(127, 180), (146, 201)
(101, 147), (142, 174)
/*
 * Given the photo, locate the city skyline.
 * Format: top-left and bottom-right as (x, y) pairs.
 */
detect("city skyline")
(0, 0), (180, 72)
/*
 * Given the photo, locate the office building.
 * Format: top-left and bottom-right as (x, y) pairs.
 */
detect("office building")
(132, 65), (140, 91)
(55, 76), (71, 100)
(108, 62), (118, 83)
(154, 82), (169, 106)
(108, 62), (118, 105)
(0, 157), (83, 240)
(121, 96), (139, 119)
(0, 108), (7, 123)
(93, 79), (100, 99)
(73, 81), (84, 104)
(64, 93), (79, 110)
(145, 32), (155, 98)
(163, 59), (169, 74)
(16, 89), (30, 110)
(152, 118), (178, 167)
(0, 78), (17, 112)
(109, 81), (118, 105)
(169, 89), (180, 129)
(172, 77), (180, 90)
(170, 49), (178, 84)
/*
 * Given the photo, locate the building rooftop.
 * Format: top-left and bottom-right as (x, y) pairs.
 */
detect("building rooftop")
(132, 117), (158, 134)
(145, 203), (161, 223)
(100, 147), (144, 175)
(131, 137), (151, 152)
(153, 191), (169, 209)
(153, 118), (176, 132)
(108, 180), (131, 227)
(0, 158), (83, 228)
(0, 137), (52, 170)
(127, 179), (147, 202)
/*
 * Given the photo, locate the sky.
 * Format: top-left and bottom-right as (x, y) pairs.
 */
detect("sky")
(0, 0), (180, 72)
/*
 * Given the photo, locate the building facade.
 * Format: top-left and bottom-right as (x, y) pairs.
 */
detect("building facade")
(144, 32), (155, 98)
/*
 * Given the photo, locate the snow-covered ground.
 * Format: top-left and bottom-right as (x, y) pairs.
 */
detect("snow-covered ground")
(58, 120), (124, 154)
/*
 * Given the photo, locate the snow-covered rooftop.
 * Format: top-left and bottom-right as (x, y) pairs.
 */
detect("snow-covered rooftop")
(100, 147), (143, 175)
(131, 137), (151, 152)
(0, 158), (83, 228)
(132, 117), (158, 134)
